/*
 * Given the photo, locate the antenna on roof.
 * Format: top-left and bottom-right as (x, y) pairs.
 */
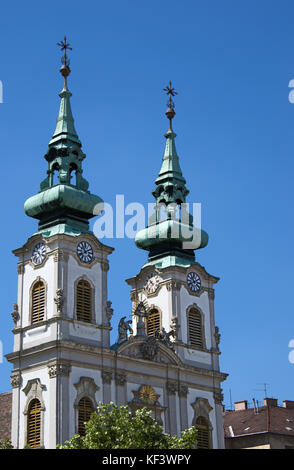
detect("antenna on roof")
(253, 382), (269, 399)
(229, 389), (233, 410)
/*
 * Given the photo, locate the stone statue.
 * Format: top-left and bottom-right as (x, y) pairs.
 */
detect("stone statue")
(214, 326), (221, 350)
(134, 301), (147, 337)
(54, 288), (63, 314)
(155, 327), (175, 349)
(11, 303), (19, 325)
(117, 316), (133, 344)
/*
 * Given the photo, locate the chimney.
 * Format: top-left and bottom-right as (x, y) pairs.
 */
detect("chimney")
(264, 398), (278, 407)
(283, 400), (294, 409)
(234, 400), (248, 411)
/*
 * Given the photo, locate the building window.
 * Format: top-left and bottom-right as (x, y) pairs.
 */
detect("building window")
(78, 397), (94, 436)
(147, 308), (161, 337)
(196, 416), (210, 449)
(27, 399), (41, 448)
(76, 279), (92, 323)
(31, 281), (45, 324)
(188, 307), (204, 349)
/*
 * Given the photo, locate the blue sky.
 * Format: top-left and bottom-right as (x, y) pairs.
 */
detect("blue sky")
(0, 0), (293, 410)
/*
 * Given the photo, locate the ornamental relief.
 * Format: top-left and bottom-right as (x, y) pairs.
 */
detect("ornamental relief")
(72, 251), (98, 268)
(101, 370), (113, 384)
(132, 385), (160, 406)
(129, 385), (165, 426)
(47, 361), (71, 378)
(120, 339), (179, 365)
(115, 373), (127, 386)
(185, 282), (205, 297)
(54, 288), (64, 315)
(10, 371), (22, 389)
(165, 280), (182, 292)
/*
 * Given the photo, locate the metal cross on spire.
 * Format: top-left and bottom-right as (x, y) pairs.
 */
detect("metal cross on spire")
(57, 36), (72, 66)
(163, 81), (178, 110)
(163, 81), (178, 129)
(57, 36), (72, 79)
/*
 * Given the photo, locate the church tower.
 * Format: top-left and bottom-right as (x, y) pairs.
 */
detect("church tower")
(6, 43), (227, 449)
(126, 83), (226, 448)
(6, 39), (114, 449)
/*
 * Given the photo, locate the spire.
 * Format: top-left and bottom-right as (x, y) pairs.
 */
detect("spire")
(153, 82), (189, 205)
(24, 38), (103, 236)
(49, 37), (80, 146)
(135, 82), (208, 267)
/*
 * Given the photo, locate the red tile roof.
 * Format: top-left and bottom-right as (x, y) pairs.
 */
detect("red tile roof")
(224, 405), (294, 437)
(0, 392), (12, 441)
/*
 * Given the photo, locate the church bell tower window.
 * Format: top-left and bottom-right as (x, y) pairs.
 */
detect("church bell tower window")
(188, 307), (204, 349)
(27, 399), (41, 448)
(76, 279), (92, 323)
(146, 308), (161, 337)
(31, 281), (45, 324)
(195, 416), (210, 449)
(78, 397), (94, 436)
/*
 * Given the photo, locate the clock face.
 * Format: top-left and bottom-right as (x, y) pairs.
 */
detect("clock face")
(77, 241), (94, 264)
(145, 272), (161, 294)
(187, 272), (201, 292)
(32, 242), (46, 265)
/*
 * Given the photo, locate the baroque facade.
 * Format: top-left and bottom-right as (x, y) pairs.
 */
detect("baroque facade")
(5, 46), (227, 449)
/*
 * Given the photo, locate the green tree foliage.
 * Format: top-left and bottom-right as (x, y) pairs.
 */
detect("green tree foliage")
(0, 439), (13, 449)
(58, 402), (197, 449)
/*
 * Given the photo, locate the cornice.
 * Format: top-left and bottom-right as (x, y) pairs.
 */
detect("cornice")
(12, 316), (112, 336)
(126, 262), (219, 286)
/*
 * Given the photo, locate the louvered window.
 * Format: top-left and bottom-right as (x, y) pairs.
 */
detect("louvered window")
(76, 280), (92, 323)
(188, 308), (203, 349)
(27, 399), (41, 448)
(196, 416), (210, 449)
(78, 397), (94, 436)
(147, 309), (161, 337)
(31, 281), (45, 324)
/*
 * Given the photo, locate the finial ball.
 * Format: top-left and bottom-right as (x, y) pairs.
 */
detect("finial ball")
(165, 107), (175, 121)
(60, 65), (71, 78)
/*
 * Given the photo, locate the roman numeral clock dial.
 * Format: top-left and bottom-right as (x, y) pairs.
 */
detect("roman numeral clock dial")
(31, 242), (46, 265)
(187, 272), (201, 293)
(77, 241), (94, 264)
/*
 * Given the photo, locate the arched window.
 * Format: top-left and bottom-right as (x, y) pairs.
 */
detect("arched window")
(27, 399), (41, 448)
(31, 281), (45, 324)
(188, 307), (204, 349)
(196, 416), (210, 449)
(147, 308), (161, 337)
(78, 397), (94, 436)
(76, 279), (92, 323)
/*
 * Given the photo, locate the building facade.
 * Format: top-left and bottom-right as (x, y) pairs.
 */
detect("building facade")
(5, 48), (227, 449)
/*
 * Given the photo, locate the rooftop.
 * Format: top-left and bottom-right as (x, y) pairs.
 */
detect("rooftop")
(0, 392), (12, 441)
(224, 398), (294, 438)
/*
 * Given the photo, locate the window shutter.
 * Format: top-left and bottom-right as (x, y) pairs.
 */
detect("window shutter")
(188, 309), (203, 348)
(147, 309), (161, 337)
(78, 397), (94, 436)
(27, 399), (41, 448)
(196, 416), (210, 449)
(32, 281), (45, 324)
(76, 280), (92, 323)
